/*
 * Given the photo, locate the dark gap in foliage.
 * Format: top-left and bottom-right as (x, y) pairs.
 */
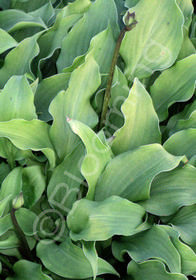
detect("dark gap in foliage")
(40, 49), (60, 79)
(168, 94), (196, 120)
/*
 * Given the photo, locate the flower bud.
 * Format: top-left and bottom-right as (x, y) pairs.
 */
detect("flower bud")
(12, 192), (24, 210)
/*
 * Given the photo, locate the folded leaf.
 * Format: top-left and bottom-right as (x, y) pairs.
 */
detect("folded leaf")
(0, 167), (22, 217)
(140, 164), (196, 216)
(68, 119), (113, 200)
(47, 143), (85, 215)
(176, 0), (194, 28)
(6, 260), (52, 280)
(0, 119), (56, 168)
(0, 34), (40, 88)
(127, 260), (188, 280)
(150, 54), (196, 121)
(177, 27), (196, 60)
(22, 166), (46, 209)
(67, 196), (146, 241)
(95, 144), (183, 201)
(57, 0), (119, 71)
(82, 241), (98, 280)
(0, 9), (46, 32)
(37, 237), (118, 279)
(111, 78), (161, 155)
(160, 225), (196, 276)
(170, 205), (196, 246)
(0, 75), (37, 121)
(10, 0), (50, 12)
(0, 28), (18, 54)
(112, 225), (181, 273)
(34, 73), (70, 121)
(0, 208), (37, 236)
(120, 0), (184, 80)
(164, 128), (196, 159)
(49, 55), (101, 159)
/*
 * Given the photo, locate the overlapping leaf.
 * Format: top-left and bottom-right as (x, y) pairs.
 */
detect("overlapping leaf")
(150, 54), (196, 121)
(0, 29), (18, 54)
(47, 143), (85, 215)
(0, 34), (40, 88)
(120, 0), (184, 80)
(57, 0), (119, 71)
(67, 196), (146, 241)
(169, 204), (196, 246)
(95, 144), (183, 201)
(140, 164), (196, 216)
(0, 9), (46, 33)
(164, 128), (196, 159)
(37, 237), (118, 279)
(0, 119), (56, 168)
(6, 260), (52, 280)
(127, 260), (188, 280)
(161, 225), (196, 276)
(34, 73), (70, 121)
(112, 225), (181, 273)
(49, 55), (101, 159)
(111, 78), (161, 155)
(68, 119), (113, 200)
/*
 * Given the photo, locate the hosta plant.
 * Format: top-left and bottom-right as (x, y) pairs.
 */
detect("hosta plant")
(0, 0), (196, 279)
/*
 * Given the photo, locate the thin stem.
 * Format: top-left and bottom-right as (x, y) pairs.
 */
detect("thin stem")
(99, 18), (138, 129)
(10, 208), (34, 261)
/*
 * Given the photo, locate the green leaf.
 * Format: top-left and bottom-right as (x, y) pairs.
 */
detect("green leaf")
(34, 73), (70, 121)
(120, 0), (184, 80)
(0, 75), (37, 121)
(57, 0), (119, 71)
(112, 225), (181, 273)
(0, 231), (19, 250)
(164, 128), (196, 159)
(170, 111), (196, 133)
(0, 162), (10, 185)
(82, 241), (98, 280)
(63, 25), (116, 85)
(68, 119), (113, 200)
(29, 2), (54, 26)
(105, 66), (129, 136)
(160, 225), (196, 276)
(127, 260), (188, 280)
(0, 34), (40, 88)
(0, 208), (37, 236)
(47, 143), (85, 215)
(22, 166), (46, 209)
(170, 204), (196, 246)
(37, 237), (118, 279)
(0, 9), (46, 33)
(95, 144), (183, 202)
(177, 27), (196, 60)
(10, 0), (50, 12)
(37, 10), (82, 64)
(176, 0), (194, 28)
(111, 78), (161, 155)
(0, 75), (37, 165)
(67, 196), (146, 241)
(140, 164), (196, 216)
(167, 100), (196, 134)
(125, 0), (140, 8)
(0, 119), (56, 168)
(0, 28), (18, 54)
(0, 167), (22, 217)
(6, 260), (52, 280)
(150, 54), (196, 121)
(49, 55), (101, 159)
